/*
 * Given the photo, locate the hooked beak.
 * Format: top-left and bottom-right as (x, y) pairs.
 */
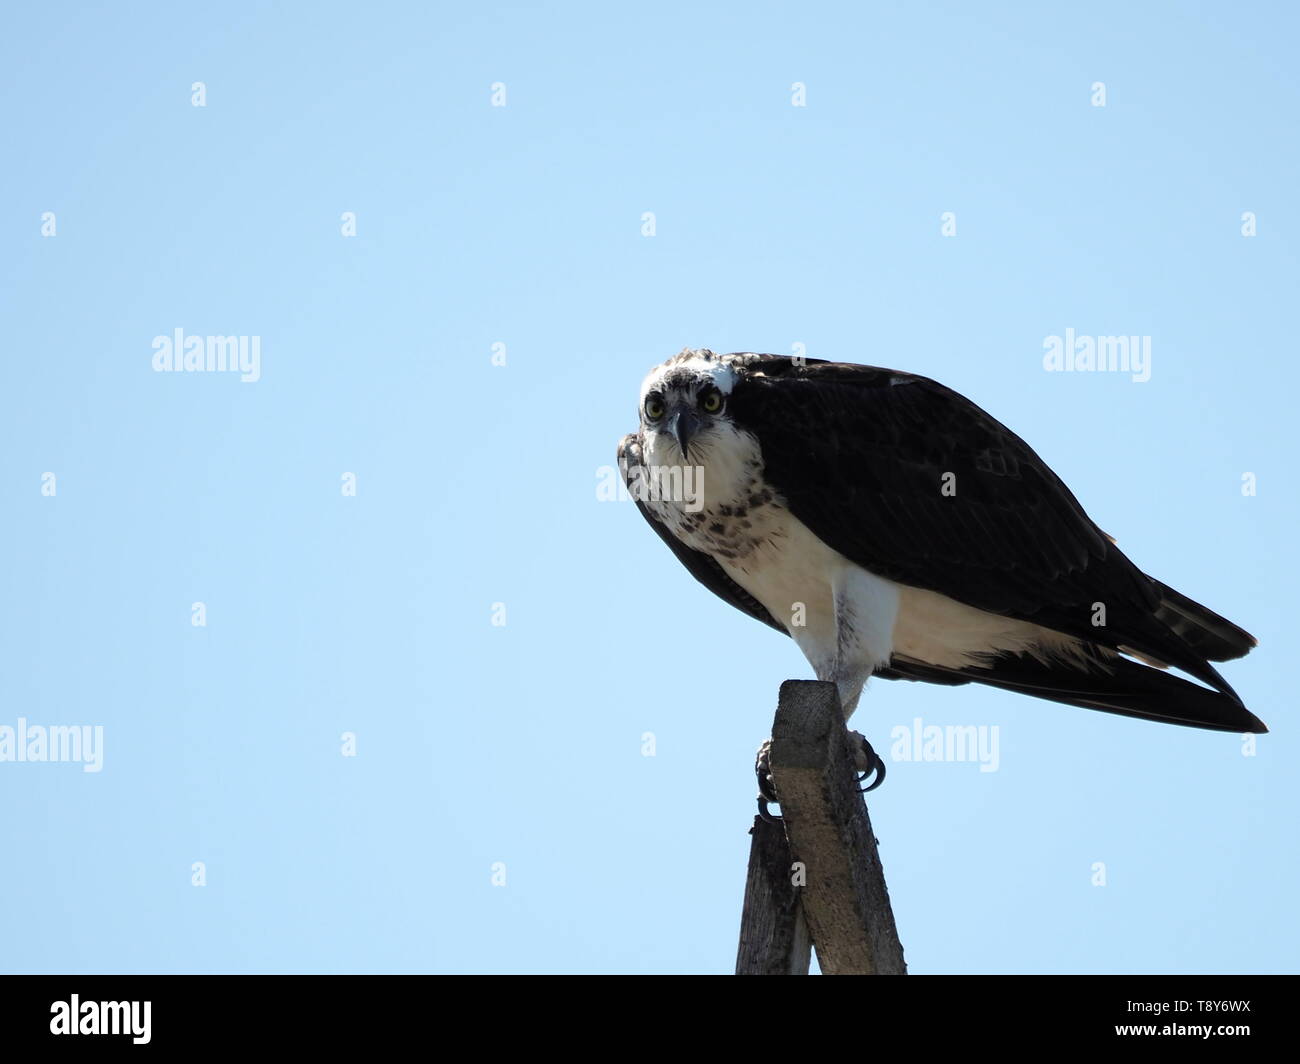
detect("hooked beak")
(666, 408), (701, 462)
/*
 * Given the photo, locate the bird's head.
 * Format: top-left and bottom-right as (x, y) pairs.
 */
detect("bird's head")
(637, 348), (740, 463)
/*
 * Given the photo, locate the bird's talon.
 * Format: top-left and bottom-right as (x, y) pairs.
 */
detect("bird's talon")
(755, 739), (782, 820)
(857, 736), (887, 793)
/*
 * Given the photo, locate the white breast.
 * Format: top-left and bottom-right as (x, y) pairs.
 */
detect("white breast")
(717, 505), (900, 685)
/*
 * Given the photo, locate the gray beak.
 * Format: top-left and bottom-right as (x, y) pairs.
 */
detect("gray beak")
(667, 408), (701, 461)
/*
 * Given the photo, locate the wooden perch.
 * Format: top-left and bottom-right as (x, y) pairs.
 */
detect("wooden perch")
(735, 680), (907, 975)
(735, 813), (812, 974)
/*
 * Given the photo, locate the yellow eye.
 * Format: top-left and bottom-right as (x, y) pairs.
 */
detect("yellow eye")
(644, 395), (665, 420)
(701, 391), (722, 413)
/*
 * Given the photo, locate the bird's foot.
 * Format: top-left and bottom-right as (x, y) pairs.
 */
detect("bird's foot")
(850, 730), (887, 793)
(755, 738), (781, 822)
(756, 731), (886, 820)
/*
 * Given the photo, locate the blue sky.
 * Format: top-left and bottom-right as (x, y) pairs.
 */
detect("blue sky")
(1, 0), (1296, 973)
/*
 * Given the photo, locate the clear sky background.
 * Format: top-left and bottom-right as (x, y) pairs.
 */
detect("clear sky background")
(1, 1), (1296, 974)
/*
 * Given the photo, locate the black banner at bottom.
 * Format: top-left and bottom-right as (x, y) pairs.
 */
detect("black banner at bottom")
(0, 974), (1287, 1050)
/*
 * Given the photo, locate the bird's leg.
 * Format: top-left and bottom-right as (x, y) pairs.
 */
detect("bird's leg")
(754, 738), (782, 822)
(827, 667), (886, 792)
(849, 729), (887, 792)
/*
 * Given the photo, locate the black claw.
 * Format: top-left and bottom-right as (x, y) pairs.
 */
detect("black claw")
(857, 736), (887, 793)
(755, 740), (782, 820)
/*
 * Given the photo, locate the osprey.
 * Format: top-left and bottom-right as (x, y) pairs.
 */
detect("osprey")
(618, 349), (1264, 790)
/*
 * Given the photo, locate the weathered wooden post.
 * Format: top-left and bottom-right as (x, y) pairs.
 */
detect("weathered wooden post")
(735, 810), (812, 974)
(735, 680), (907, 975)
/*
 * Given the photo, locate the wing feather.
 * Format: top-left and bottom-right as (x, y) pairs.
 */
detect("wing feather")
(726, 356), (1248, 698)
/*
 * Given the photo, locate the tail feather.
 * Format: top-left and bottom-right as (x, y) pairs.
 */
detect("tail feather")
(1152, 581), (1258, 663)
(880, 651), (1267, 734)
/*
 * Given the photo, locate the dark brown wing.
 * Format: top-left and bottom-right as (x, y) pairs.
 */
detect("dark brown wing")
(725, 355), (1253, 701)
